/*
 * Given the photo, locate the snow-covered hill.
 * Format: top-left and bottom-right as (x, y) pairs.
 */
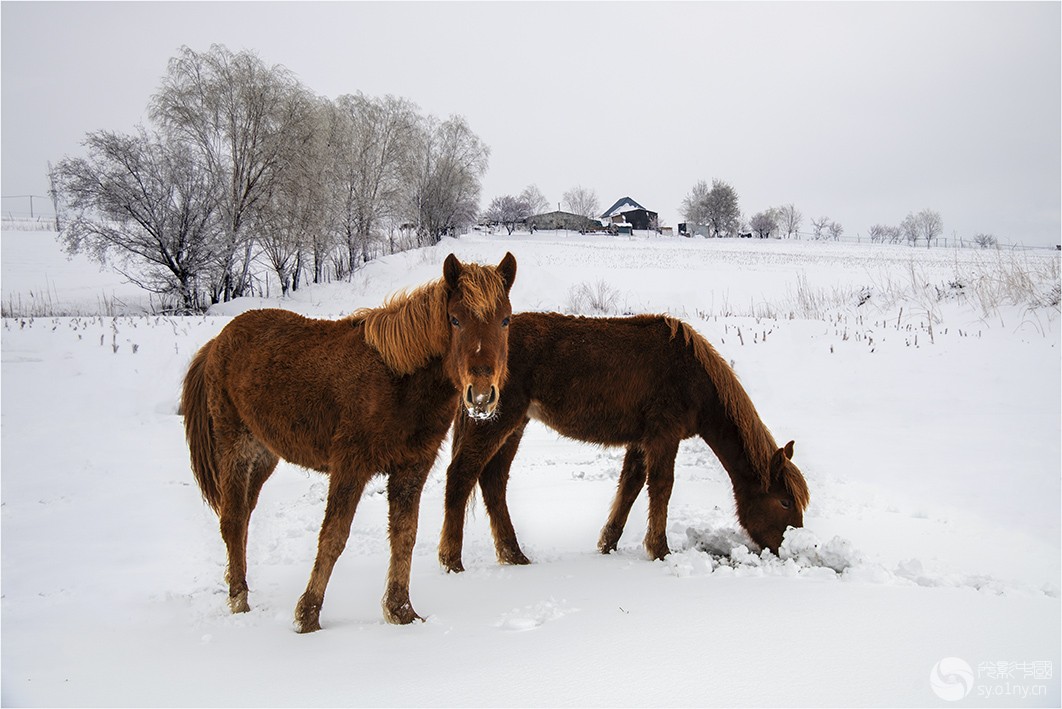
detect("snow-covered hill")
(2, 229), (1059, 706)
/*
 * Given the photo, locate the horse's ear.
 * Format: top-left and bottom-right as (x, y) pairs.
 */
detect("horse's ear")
(443, 253), (462, 292)
(769, 441), (795, 482)
(497, 252), (517, 293)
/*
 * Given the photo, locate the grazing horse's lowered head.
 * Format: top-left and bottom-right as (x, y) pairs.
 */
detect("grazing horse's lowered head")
(733, 440), (809, 554)
(443, 252), (517, 421)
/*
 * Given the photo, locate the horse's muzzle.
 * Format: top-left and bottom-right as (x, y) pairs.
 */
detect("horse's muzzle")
(463, 383), (498, 421)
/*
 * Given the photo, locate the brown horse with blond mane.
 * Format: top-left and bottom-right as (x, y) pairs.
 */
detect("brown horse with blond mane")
(183, 253), (516, 632)
(439, 312), (809, 573)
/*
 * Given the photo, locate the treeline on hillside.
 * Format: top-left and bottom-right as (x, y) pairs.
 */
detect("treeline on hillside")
(49, 44), (489, 312)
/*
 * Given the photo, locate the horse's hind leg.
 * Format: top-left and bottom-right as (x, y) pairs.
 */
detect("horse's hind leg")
(642, 438), (681, 561)
(599, 446), (648, 554)
(479, 420), (531, 566)
(247, 450), (279, 513)
(217, 435), (277, 613)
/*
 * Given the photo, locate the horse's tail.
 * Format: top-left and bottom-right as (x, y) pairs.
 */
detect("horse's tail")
(182, 341), (221, 515)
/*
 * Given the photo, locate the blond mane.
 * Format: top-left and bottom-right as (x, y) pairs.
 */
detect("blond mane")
(350, 263), (508, 376)
(666, 318), (809, 510)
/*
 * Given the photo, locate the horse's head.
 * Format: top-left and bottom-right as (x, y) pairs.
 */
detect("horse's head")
(736, 440), (809, 554)
(442, 252), (517, 421)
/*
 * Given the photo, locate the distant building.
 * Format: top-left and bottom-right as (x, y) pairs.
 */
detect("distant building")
(678, 222), (710, 237)
(526, 210), (600, 232)
(601, 197), (659, 232)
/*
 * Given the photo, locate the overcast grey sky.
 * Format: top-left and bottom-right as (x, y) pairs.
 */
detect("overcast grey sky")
(2, 1), (1059, 245)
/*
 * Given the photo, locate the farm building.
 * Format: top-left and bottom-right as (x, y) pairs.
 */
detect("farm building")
(526, 210), (600, 233)
(601, 197), (658, 231)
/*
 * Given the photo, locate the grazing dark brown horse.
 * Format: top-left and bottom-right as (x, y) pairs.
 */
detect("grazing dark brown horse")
(183, 253), (516, 632)
(439, 312), (809, 573)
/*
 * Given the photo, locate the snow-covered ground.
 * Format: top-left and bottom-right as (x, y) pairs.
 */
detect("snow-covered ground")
(2, 229), (1059, 706)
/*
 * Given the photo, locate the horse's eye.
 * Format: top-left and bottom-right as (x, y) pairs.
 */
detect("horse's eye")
(779, 498), (793, 510)
(450, 316), (460, 328)
(501, 316), (510, 328)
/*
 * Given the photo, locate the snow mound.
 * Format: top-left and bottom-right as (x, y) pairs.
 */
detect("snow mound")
(682, 525), (860, 576)
(778, 527), (863, 572)
(677, 525), (1057, 598)
(494, 598), (578, 631)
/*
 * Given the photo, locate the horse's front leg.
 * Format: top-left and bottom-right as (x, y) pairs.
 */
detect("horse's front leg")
(439, 411), (523, 573)
(294, 472), (368, 633)
(643, 438), (680, 561)
(438, 453), (480, 574)
(382, 462), (433, 624)
(479, 419), (531, 566)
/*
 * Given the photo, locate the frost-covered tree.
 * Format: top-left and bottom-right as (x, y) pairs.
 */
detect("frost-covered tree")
(868, 224), (890, 243)
(680, 179), (740, 238)
(331, 92), (420, 273)
(777, 203), (802, 239)
(811, 216), (830, 240)
(828, 221), (844, 241)
(483, 194), (532, 235)
(973, 232), (998, 249)
(680, 180), (711, 228)
(750, 208), (779, 238)
(50, 128), (218, 311)
(703, 180), (741, 238)
(916, 208), (943, 248)
(150, 44), (312, 302)
(520, 184), (549, 216)
(900, 213), (920, 246)
(255, 97), (334, 295)
(403, 113), (490, 240)
(562, 186), (600, 220)
(404, 115), (490, 244)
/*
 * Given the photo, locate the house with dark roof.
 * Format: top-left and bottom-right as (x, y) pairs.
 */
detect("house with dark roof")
(601, 197), (658, 232)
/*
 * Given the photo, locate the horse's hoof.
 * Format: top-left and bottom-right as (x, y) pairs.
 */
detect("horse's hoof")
(439, 555), (465, 574)
(499, 548), (531, 566)
(645, 543), (671, 561)
(295, 617), (322, 634)
(294, 594), (322, 633)
(228, 591), (250, 614)
(384, 601), (424, 625)
(598, 525), (622, 554)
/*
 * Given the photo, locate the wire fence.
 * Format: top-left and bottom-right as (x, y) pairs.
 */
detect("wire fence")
(775, 230), (1059, 252)
(1, 194), (56, 220)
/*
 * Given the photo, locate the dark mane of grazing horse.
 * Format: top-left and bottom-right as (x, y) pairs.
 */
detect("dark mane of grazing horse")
(438, 311), (809, 573)
(183, 253), (516, 632)
(665, 317), (809, 509)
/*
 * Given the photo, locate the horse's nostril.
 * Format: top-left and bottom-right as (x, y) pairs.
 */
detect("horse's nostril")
(465, 385), (474, 406)
(488, 386), (497, 405)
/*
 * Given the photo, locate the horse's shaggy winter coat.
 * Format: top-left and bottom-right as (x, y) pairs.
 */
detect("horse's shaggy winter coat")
(184, 253), (516, 631)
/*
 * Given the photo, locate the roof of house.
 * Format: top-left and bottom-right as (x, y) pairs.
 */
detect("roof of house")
(601, 196), (653, 218)
(528, 210), (593, 220)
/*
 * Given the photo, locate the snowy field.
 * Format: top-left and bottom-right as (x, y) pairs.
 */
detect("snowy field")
(1, 229), (1059, 707)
